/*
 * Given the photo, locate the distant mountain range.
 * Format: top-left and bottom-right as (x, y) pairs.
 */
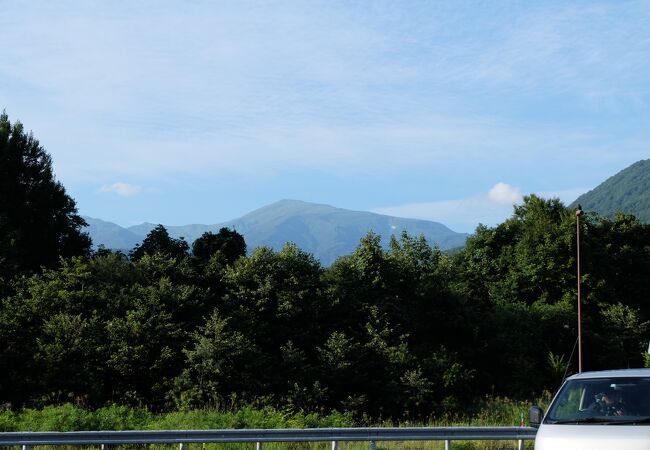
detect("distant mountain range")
(83, 199), (469, 265)
(84, 159), (650, 264)
(571, 159), (650, 222)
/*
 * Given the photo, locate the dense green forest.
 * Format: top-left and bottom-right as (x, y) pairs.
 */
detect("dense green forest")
(571, 158), (650, 222)
(2, 111), (650, 420)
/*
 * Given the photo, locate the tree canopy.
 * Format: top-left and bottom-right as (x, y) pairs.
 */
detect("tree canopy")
(0, 111), (90, 278)
(129, 225), (189, 261)
(2, 117), (650, 418)
(192, 228), (246, 264)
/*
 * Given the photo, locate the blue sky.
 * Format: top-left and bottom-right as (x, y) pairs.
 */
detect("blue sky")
(1, 0), (649, 233)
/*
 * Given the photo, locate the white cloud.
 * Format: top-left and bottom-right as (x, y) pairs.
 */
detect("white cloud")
(488, 182), (523, 204)
(100, 182), (142, 197)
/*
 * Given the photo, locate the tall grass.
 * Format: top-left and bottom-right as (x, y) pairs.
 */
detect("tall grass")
(0, 405), (355, 432)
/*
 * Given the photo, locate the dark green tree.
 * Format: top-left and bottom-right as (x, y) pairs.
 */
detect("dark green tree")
(192, 228), (246, 265)
(452, 196), (578, 396)
(172, 310), (257, 409)
(0, 251), (206, 409)
(322, 232), (473, 417)
(578, 212), (650, 370)
(0, 111), (90, 278)
(176, 244), (330, 409)
(451, 195), (650, 396)
(129, 224), (189, 261)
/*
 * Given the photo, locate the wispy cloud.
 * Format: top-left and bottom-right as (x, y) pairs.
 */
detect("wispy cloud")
(100, 182), (142, 197)
(373, 183), (589, 233)
(1, 1), (648, 227)
(429, 2), (650, 104)
(372, 183), (522, 233)
(3, 1), (649, 181)
(44, 113), (646, 185)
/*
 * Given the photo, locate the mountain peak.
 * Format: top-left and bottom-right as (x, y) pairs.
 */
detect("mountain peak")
(261, 198), (338, 210)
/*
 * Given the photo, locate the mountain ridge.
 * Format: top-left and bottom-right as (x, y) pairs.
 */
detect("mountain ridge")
(84, 199), (468, 265)
(570, 159), (650, 221)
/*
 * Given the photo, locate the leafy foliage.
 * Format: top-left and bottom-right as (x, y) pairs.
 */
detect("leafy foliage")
(192, 228), (246, 265)
(0, 111), (90, 278)
(130, 224), (189, 261)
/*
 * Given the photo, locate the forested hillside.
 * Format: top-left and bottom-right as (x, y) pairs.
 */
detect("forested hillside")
(2, 112), (650, 419)
(571, 159), (650, 222)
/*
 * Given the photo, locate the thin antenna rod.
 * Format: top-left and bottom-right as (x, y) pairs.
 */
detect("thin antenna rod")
(576, 206), (584, 373)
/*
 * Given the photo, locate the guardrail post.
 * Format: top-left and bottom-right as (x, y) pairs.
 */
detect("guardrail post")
(444, 440), (451, 450)
(370, 440), (376, 450)
(256, 442), (263, 450)
(518, 439), (523, 450)
(332, 441), (338, 450)
(22, 446), (30, 450)
(180, 443), (187, 450)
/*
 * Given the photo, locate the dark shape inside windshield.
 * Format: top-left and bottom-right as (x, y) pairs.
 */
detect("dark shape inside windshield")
(545, 378), (650, 424)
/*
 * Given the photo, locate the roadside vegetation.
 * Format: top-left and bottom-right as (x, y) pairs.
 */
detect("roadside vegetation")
(0, 396), (553, 431)
(0, 400), (547, 449)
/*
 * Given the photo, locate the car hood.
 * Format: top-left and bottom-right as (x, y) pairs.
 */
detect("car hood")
(535, 424), (650, 450)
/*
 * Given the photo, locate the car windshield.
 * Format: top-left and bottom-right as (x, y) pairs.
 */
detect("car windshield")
(545, 377), (650, 424)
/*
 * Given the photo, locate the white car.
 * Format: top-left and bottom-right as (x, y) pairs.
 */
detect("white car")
(530, 368), (650, 450)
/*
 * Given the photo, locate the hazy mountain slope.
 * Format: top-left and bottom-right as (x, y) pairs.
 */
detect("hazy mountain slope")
(127, 222), (213, 240)
(83, 217), (143, 250)
(570, 159), (650, 222)
(88, 199), (468, 264)
(219, 200), (467, 264)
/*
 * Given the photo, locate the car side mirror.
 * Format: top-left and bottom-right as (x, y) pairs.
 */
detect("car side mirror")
(529, 405), (544, 428)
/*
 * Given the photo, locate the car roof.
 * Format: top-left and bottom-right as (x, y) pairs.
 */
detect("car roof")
(567, 368), (650, 380)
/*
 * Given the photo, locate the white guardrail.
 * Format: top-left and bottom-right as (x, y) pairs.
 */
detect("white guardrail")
(0, 427), (537, 450)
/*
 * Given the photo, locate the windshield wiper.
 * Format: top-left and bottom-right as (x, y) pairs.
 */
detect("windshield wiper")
(607, 417), (650, 425)
(548, 417), (621, 425)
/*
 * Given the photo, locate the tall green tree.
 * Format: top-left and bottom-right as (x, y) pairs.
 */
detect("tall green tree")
(0, 111), (90, 277)
(177, 244), (330, 409)
(130, 225), (189, 261)
(321, 232), (473, 417)
(579, 212), (650, 370)
(192, 228), (246, 265)
(453, 196), (580, 396)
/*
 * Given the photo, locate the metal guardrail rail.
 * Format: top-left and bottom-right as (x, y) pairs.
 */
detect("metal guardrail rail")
(0, 427), (538, 450)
